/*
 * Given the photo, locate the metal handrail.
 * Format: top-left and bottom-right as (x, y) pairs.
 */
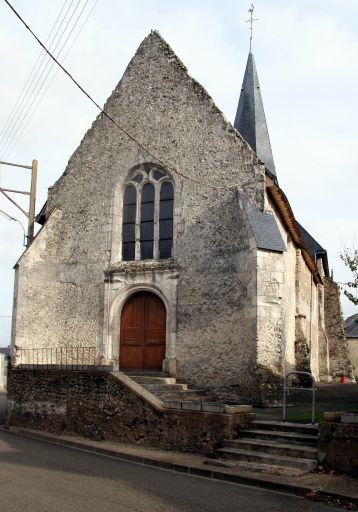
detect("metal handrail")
(13, 346), (101, 370)
(283, 371), (316, 424)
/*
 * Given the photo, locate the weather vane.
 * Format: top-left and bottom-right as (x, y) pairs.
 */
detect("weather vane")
(245, 4), (258, 52)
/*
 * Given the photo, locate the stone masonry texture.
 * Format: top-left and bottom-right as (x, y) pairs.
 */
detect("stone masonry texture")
(323, 278), (354, 380)
(6, 369), (252, 455)
(11, 31), (352, 410)
(318, 421), (358, 477)
(12, 31), (266, 402)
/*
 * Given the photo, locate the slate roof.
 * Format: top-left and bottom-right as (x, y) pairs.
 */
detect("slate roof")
(234, 51), (276, 178)
(296, 222), (326, 260)
(239, 191), (286, 253)
(345, 313), (358, 338)
(296, 222), (329, 277)
(0, 347), (10, 356)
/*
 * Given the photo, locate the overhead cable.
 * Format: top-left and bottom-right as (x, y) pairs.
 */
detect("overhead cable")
(3, 0), (243, 190)
(0, 0), (87, 160)
(0, 0), (76, 155)
(0, 0), (71, 143)
(4, 0), (99, 160)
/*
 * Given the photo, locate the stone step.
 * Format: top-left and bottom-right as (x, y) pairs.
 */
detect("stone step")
(251, 420), (318, 435)
(204, 458), (309, 476)
(154, 387), (208, 396)
(149, 388), (211, 400)
(215, 447), (317, 472)
(225, 438), (318, 459)
(164, 401), (226, 413)
(240, 429), (318, 446)
(144, 383), (188, 391)
(121, 371), (169, 378)
(131, 376), (177, 385)
(161, 396), (219, 404)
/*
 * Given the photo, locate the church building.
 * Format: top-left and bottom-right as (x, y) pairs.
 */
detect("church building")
(10, 31), (353, 405)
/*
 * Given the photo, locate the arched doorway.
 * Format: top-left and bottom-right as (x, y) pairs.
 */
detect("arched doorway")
(120, 291), (166, 370)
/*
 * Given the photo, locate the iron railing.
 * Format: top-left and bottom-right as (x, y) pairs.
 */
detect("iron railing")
(14, 346), (101, 370)
(283, 371), (316, 424)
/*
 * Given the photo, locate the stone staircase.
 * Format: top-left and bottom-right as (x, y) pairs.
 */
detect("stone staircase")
(117, 371), (319, 474)
(120, 371), (252, 414)
(213, 420), (319, 475)
(122, 371), (216, 404)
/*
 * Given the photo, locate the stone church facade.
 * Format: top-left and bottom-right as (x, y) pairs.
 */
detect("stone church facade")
(11, 31), (353, 405)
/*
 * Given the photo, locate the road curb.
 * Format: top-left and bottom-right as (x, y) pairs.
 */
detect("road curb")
(2, 426), (357, 508)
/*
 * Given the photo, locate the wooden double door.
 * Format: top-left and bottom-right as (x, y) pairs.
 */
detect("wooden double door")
(120, 292), (166, 370)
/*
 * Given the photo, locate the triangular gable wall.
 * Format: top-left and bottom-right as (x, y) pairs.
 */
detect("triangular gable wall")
(45, 31), (266, 220)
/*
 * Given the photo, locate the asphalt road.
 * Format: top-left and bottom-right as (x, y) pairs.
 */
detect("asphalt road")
(0, 429), (341, 512)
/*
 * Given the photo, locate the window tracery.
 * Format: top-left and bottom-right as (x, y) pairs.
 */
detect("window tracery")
(121, 166), (174, 261)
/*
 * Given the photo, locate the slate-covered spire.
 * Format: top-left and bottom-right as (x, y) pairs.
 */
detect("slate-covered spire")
(234, 50), (276, 178)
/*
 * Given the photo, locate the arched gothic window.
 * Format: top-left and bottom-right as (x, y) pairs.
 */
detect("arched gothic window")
(121, 166), (174, 261)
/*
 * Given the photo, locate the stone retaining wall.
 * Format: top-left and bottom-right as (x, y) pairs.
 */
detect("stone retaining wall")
(6, 369), (253, 455)
(318, 421), (358, 477)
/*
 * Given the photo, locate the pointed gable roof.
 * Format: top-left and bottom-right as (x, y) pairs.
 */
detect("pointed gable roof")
(234, 51), (276, 179)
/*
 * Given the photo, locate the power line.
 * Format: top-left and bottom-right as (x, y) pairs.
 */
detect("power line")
(3, 0), (99, 160)
(0, 0), (94, 161)
(0, 0), (70, 144)
(3, 0), (242, 190)
(0, 0), (78, 154)
(0, 0), (75, 156)
(0, 0), (88, 160)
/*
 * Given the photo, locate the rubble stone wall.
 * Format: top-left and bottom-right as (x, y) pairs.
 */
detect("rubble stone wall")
(12, 32), (264, 400)
(319, 421), (358, 477)
(323, 278), (354, 380)
(6, 369), (252, 455)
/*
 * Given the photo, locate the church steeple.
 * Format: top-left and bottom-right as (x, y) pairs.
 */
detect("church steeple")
(234, 50), (276, 178)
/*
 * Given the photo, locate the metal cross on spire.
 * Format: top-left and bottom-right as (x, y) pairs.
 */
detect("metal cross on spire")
(245, 4), (258, 52)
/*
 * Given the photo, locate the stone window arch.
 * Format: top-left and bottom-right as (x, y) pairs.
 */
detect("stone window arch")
(122, 164), (174, 261)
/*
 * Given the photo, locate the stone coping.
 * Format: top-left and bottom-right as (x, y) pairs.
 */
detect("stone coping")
(111, 371), (165, 411)
(164, 401), (252, 414)
(3, 426), (357, 509)
(111, 371), (252, 416)
(10, 369), (253, 416)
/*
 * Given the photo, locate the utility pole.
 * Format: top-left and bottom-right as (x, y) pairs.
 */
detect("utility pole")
(0, 159), (38, 246)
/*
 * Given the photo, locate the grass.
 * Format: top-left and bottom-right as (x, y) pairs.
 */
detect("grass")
(286, 411), (325, 423)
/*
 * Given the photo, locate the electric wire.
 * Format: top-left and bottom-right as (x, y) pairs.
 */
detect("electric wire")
(3, 0), (242, 190)
(0, 0), (78, 154)
(1, 0), (97, 161)
(0, 0), (75, 155)
(0, 0), (70, 143)
(0, 0), (86, 159)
